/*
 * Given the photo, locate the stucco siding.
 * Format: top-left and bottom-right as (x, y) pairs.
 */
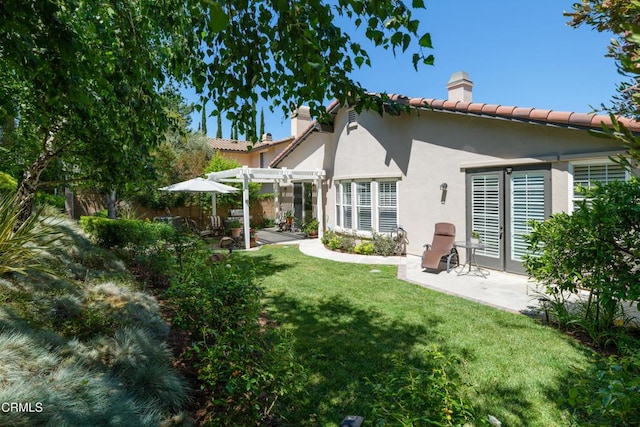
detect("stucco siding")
(278, 105), (627, 259)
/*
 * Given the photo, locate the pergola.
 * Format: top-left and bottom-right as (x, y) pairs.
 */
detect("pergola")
(207, 166), (326, 249)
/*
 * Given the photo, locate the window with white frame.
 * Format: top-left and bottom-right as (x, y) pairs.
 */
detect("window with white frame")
(356, 182), (372, 230)
(335, 182), (352, 228)
(335, 180), (398, 233)
(378, 181), (398, 232)
(571, 161), (628, 210)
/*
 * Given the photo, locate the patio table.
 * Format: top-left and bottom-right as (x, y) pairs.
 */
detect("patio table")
(454, 240), (489, 278)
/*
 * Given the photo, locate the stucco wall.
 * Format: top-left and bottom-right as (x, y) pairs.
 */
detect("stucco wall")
(279, 106), (625, 256)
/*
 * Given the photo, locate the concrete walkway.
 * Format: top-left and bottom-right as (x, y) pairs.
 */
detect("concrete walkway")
(294, 238), (545, 317)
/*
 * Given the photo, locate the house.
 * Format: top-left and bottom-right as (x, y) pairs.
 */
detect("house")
(270, 71), (639, 274)
(208, 133), (294, 169)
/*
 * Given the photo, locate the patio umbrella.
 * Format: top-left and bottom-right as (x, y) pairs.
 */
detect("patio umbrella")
(159, 177), (238, 194)
(159, 177), (238, 219)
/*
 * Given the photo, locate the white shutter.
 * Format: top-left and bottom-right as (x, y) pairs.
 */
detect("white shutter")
(342, 182), (352, 229)
(471, 174), (501, 258)
(335, 183), (341, 228)
(378, 181), (398, 232)
(572, 162), (627, 210)
(356, 182), (372, 231)
(510, 172), (546, 262)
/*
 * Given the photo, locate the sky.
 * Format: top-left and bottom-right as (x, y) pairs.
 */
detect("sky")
(186, 0), (621, 142)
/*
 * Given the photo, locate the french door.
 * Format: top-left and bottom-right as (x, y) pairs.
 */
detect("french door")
(466, 166), (550, 274)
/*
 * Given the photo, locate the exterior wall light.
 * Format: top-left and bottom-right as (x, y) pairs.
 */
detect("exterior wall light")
(440, 183), (448, 204)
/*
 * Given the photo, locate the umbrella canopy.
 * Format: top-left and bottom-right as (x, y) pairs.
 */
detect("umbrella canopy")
(159, 177), (238, 194)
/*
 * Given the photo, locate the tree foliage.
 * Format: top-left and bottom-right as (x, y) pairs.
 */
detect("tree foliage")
(567, 0), (640, 119)
(1, 0), (432, 220)
(524, 179), (640, 331)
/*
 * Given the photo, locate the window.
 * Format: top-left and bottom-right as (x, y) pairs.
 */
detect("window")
(356, 182), (372, 230)
(259, 152), (265, 168)
(378, 181), (398, 232)
(335, 180), (398, 233)
(571, 161), (628, 210)
(335, 182), (352, 228)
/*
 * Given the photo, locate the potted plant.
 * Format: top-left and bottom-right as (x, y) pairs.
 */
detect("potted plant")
(470, 230), (481, 245)
(284, 210), (294, 225)
(303, 218), (319, 238)
(229, 219), (242, 238)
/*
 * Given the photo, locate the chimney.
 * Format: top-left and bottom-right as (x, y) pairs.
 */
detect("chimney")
(447, 71), (473, 102)
(261, 132), (272, 142)
(290, 105), (311, 138)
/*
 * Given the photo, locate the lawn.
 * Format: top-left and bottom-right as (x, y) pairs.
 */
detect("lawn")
(244, 244), (593, 426)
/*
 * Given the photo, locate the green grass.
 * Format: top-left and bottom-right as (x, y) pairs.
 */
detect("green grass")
(243, 245), (594, 427)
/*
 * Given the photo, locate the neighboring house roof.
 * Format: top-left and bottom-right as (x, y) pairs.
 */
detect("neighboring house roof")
(270, 95), (640, 167)
(209, 136), (294, 153)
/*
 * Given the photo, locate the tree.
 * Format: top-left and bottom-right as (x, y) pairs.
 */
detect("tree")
(259, 108), (265, 139)
(200, 102), (208, 135)
(567, 1), (640, 119)
(1, 0), (433, 220)
(566, 1), (640, 168)
(216, 114), (223, 139)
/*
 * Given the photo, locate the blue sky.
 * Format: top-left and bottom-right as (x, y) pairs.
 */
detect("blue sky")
(187, 0), (621, 141)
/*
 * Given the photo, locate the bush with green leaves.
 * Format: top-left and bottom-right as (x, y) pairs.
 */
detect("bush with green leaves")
(524, 178), (640, 343)
(0, 171), (17, 193)
(563, 350), (640, 425)
(321, 229), (357, 252)
(372, 231), (398, 256)
(367, 347), (477, 426)
(354, 241), (374, 255)
(80, 216), (177, 249)
(166, 250), (305, 425)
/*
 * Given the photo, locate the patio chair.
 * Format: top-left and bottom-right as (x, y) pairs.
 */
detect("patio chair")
(187, 218), (214, 239)
(421, 222), (459, 273)
(210, 215), (224, 236)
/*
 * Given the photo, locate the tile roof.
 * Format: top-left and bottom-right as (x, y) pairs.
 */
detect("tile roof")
(270, 95), (640, 167)
(394, 94), (640, 132)
(208, 136), (294, 152)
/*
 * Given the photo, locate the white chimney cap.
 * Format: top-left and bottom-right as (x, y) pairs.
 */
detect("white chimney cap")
(447, 70), (473, 102)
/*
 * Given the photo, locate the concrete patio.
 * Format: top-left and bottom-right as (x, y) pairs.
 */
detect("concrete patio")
(295, 238), (544, 317)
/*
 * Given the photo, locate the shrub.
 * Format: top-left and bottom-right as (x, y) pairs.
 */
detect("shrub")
(35, 191), (65, 211)
(321, 230), (356, 252)
(563, 351), (640, 425)
(0, 171), (17, 193)
(372, 231), (398, 256)
(0, 192), (59, 276)
(80, 217), (176, 249)
(367, 347), (477, 426)
(166, 251), (306, 425)
(353, 241), (374, 255)
(524, 178), (640, 344)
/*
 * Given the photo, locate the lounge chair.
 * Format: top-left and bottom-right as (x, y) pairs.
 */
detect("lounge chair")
(421, 222), (459, 272)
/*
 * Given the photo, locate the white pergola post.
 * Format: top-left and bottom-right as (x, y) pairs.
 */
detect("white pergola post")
(315, 171), (323, 238)
(211, 193), (217, 216)
(206, 166), (326, 247)
(242, 166), (251, 249)
(274, 181), (280, 222)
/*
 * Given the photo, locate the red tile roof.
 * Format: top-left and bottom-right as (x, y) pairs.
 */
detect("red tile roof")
(208, 136), (294, 152)
(271, 95), (640, 167)
(390, 94), (640, 131)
